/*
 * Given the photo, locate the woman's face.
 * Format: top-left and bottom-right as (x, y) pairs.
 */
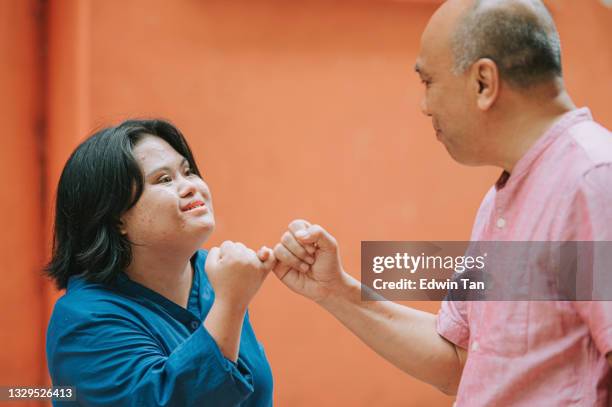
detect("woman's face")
(120, 135), (215, 251)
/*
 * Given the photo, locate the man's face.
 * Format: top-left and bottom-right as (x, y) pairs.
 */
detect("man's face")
(415, 1), (486, 166)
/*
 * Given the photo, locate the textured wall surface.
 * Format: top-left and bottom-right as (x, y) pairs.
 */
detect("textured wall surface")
(1, 0), (610, 405)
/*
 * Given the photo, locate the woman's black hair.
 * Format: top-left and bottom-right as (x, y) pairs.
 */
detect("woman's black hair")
(45, 119), (202, 289)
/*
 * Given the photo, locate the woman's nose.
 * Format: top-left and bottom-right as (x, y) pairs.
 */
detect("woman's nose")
(178, 176), (197, 197)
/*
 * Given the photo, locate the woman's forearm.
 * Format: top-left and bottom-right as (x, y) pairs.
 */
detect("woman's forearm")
(204, 300), (247, 362)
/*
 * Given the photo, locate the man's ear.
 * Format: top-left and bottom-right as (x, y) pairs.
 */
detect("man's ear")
(470, 58), (499, 111)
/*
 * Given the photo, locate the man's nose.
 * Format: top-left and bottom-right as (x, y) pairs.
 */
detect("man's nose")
(420, 96), (431, 116)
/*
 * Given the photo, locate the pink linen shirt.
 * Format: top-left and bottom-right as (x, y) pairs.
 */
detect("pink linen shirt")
(437, 108), (612, 406)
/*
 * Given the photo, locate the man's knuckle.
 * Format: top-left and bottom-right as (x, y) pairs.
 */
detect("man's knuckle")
(274, 246), (287, 259)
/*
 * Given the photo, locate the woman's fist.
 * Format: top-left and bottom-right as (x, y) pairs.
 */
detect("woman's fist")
(205, 241), (275, 311)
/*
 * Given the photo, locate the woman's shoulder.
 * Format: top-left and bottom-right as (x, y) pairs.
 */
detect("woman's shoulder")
(47, 284), (151, 357)
(50, 249), (210, 328)
(49, 275), (139, 328)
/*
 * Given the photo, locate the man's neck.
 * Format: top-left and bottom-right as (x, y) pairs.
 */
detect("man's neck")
(493, 88), (576, 173)
(126, 248), (194, 308)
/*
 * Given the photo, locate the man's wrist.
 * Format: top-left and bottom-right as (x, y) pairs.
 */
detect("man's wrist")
(317, 271), (359, 310)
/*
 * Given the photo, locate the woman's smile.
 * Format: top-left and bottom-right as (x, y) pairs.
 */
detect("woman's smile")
(181, 199), (208, 214)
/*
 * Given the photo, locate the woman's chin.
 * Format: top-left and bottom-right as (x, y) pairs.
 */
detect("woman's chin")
(185, 212), (215, 231)
(191, 222), (215, 243)
(164, 227), (214, 253)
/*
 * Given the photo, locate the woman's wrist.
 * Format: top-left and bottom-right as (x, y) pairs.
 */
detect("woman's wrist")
(209, 296), (248, 320)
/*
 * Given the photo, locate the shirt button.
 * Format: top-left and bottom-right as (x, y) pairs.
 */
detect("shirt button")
(471, 341), (479, 351)
(496, 217), (506, 228)
(190, 321), (200, 330)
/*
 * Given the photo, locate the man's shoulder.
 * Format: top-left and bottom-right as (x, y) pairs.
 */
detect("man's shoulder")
(567, 119), (612, 168)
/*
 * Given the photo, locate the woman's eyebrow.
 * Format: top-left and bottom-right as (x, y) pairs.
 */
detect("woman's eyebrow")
(145, 157), (189, 178)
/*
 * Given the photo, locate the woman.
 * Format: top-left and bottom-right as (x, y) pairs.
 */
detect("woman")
(45, 119), (275, 406)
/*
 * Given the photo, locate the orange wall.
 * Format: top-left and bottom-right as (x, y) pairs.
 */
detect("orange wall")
(2, 0), (611, 406)
(0, 0), (46, 401)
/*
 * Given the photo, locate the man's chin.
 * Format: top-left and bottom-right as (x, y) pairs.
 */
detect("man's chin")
(447, 150), (487, 167)
(443, 144), (475, 166)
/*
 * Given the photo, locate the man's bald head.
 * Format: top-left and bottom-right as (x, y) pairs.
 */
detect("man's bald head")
(451, 0), (562, 88)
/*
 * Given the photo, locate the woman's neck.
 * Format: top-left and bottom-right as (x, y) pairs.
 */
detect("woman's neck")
(125, 249), (194, 308)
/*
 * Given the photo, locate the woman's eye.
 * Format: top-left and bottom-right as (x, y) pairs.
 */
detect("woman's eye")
(158, 175), (172, 183)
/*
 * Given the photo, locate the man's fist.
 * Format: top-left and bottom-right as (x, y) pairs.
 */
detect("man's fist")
(272, 220), (347, 303)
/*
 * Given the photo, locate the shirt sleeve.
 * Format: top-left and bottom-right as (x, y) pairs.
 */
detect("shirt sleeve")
(571, 163), (612, 356)
(435, 189), (493, 350)
(47, 304), (254, 407)
(436, 300), (470, 349)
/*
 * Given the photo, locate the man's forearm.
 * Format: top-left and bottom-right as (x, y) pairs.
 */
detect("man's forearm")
(318, 273), (464, 394)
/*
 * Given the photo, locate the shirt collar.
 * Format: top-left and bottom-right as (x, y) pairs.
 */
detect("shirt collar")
(495, 107), (593, 190)
(113, 251), (203, 324)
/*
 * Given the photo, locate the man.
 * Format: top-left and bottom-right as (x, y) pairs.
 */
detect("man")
(270, 0), (612, 405)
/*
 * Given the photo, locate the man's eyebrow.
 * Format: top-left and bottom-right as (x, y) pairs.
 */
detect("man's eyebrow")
(145, 157), (188, 178)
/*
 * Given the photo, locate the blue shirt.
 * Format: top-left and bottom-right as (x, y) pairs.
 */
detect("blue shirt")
(46, 249), (273, 406)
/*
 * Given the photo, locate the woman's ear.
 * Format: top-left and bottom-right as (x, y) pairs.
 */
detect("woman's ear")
(118, 219), (128, 236)
(470, 58), (499, 111)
